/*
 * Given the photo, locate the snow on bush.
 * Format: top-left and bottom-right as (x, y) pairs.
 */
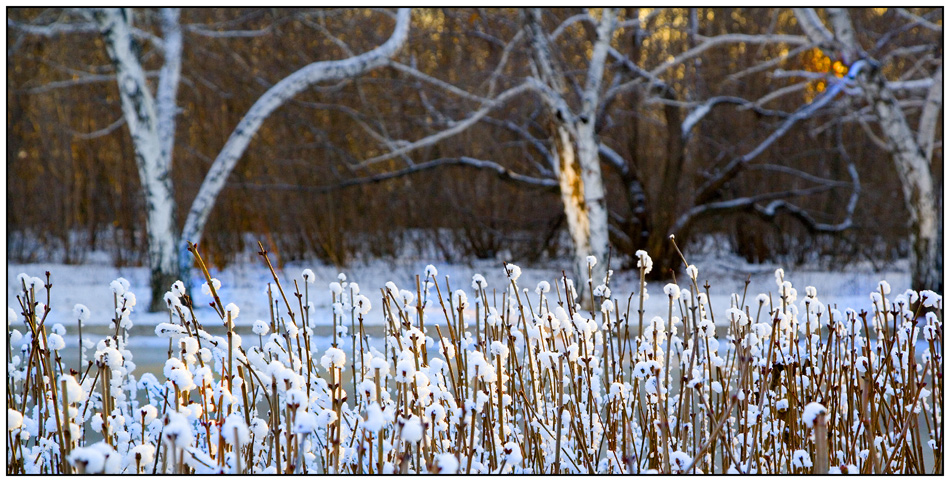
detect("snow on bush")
(6, 245), (943, 474)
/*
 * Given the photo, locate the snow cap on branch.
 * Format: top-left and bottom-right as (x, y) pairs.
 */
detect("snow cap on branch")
(801, 402), (828, 428)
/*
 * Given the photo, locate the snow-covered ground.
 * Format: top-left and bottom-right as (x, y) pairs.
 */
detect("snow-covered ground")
(8, 249), (911, 335)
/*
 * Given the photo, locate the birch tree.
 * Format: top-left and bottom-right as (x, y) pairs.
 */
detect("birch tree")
(334, 8), (862, 285)
(87, 8), (183, 312)
(81, 7), (412, 310)
(525, 7), (616, 288)
(522, 9), (861, 277)
(794, 7), (942, 292)
(337, 9), (619, 288)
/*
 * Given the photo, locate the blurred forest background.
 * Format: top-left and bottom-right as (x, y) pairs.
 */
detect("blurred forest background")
(7, 8), (943, 309)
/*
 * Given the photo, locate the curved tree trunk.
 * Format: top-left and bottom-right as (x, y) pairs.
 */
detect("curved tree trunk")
(178, 8), (412, 272)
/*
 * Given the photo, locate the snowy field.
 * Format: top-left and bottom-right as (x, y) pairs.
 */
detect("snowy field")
(9, 250), (910, 332)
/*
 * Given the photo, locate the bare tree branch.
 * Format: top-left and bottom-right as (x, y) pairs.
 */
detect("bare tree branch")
(617, 8), (664, 30)
(482, 117), (555, 173)
(750, 198), (850, 232)
(606, 46), (666, 91)
(183, 24), (274, 38)
(773, 69), (933, 94)
(299, 14), (354, 55)
(10, 15), (165, 51)
(290, 98), (408, 157)
(596, 142), (628, 176)
(606, 32), (810, 101)
(551, 13), (590, 40)
(648, 33), (809, 78)
(872, 9), (941, 53)
(726, 43), (813, 82)
(69, 116), (127, 139)
(353, 82), (536, 169)
(886, 78), (936, 91)
(693, 69), (857, 205)
(17, 71), (161, 94)
(681, 96), (790, 139)
(771, 69), (830, 81)
(674, 185), (835, 233)
(747, 163), (852, 188)
(809, 98), (927, 137)
(386, 60), (489, 104)
(525, 9), (572, 120)
(896, 8), (942, 32)
(484, 29), (525, 98)
(673, 161), (860, 236)
(8, 18), (99, 36)
(225, 157), (558, 193)
(856, 114), (892, 151)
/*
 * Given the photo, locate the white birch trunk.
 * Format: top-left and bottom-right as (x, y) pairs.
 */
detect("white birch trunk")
(553, 125), (594, 287)
(824, 8), (941, 292)
(179, 8), (411, 261)
(528, 8), (614, 287)
(575, 9), (616, 286)
(861, 69), (941, 292)
(917, 63), (942, 163)
(92, 8), (181, 311)
(156, 8), (182, 163)
(575, 121), (609, 286)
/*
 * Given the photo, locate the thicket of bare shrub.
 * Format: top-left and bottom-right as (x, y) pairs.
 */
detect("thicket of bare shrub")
(7, 242), (942, 473)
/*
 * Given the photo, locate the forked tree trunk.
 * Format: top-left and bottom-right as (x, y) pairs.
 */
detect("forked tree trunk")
(528, 8), (614, 290)
(93, 8), (411, 311)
